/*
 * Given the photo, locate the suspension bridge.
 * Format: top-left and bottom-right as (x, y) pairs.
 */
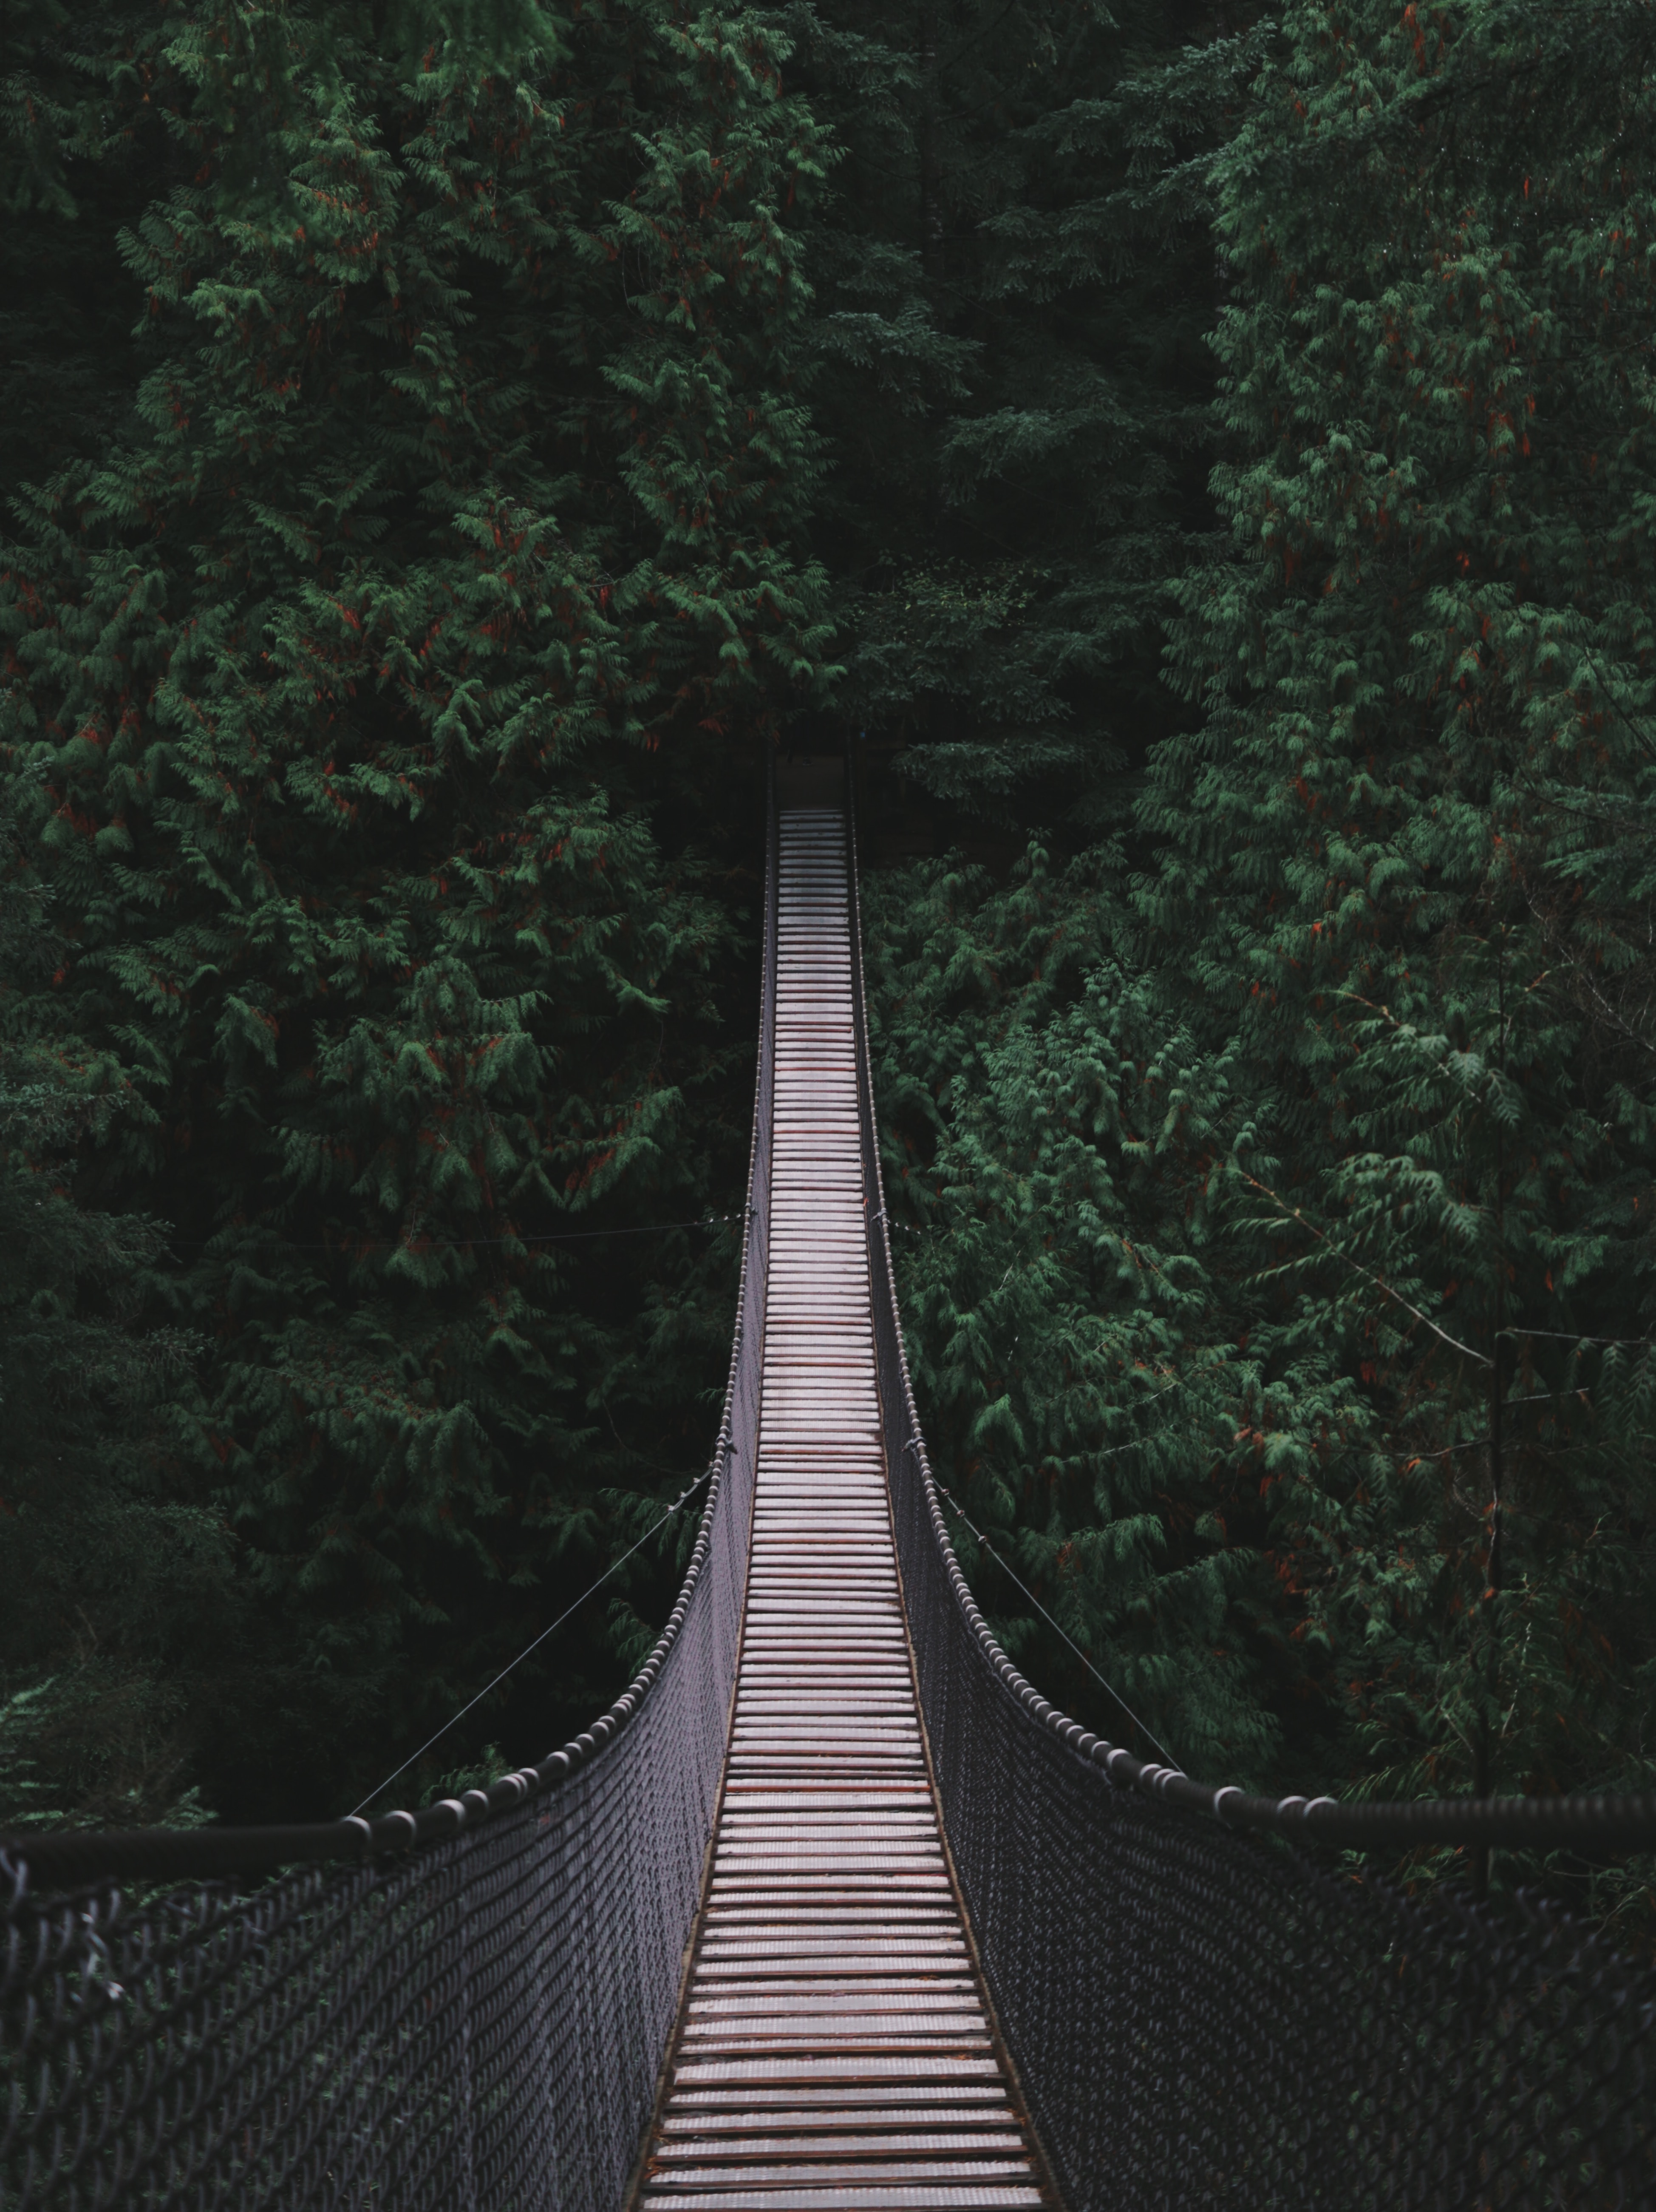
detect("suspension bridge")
(4, 763), (1655, 2212)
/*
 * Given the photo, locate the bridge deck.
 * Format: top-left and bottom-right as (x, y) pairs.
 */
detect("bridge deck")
(637, 810), (1042, 2212)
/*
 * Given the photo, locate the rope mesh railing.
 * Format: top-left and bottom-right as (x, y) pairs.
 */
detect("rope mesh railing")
(841, 794), (1656, 2212)
(0, 803), (777, 2212)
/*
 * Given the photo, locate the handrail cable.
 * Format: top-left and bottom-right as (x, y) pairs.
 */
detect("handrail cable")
(842, 777), (1656, 2212)
(0, 779), (780, 2212)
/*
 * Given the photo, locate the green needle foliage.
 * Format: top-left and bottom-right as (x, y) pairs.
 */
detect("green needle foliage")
(0, 769), (228, 1833)
(1, 0), (829, 1821)
(781, 0), (1225, 820)
(865, 0), (1656, 1922)
(863, 843), (1287, 1787)
(1156, 0), (1656, 1897)
(2, 0), (1652, 1933)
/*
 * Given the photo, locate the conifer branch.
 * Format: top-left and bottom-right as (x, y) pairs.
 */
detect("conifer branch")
(1238, 1173), (1492, 1368)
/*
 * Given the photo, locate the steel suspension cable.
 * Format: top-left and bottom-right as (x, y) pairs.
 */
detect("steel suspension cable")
(929, 1466), (1181, 1772)
(350, 1464), (715, 1817)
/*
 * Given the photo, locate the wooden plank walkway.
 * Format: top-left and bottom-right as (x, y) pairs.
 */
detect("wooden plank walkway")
(637, 809), (1043, 2212)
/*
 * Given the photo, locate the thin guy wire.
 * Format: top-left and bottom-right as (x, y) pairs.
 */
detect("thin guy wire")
(172, 1211), (747, 1256)
(931, 1469), (1182, 1771)
(349, 1463), (714, 1816)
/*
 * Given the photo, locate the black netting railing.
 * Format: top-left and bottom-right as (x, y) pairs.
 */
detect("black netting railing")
(0, 807), (776, 2212)
(843, 800), (1656, 2212)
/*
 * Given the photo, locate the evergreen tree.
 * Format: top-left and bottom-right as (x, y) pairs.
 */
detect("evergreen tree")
(0, 3), (165, 491)
(849, 0), (1296, 1784)
(0, 760), (233, 1832)
(6, 0), (1653, 1919)
(1146, 0), (1656, 1892)
(863, 845), (1288, 1784)
(785, 0), (1223, 824)
(1, 0), (830, 1820)
(864, 0), (1656, 1926)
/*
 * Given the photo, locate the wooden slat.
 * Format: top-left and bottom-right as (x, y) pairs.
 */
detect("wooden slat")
(639, 811), (1043, 2212)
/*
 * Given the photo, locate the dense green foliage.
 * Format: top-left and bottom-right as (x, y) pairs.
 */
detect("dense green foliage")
(1, 0), (827, 1821)
(3, 0), (1653, 1926)
(867, 0), (1656, 1921)
(780, 0), (1226, 814)
(1158, 0), (1656, 1847)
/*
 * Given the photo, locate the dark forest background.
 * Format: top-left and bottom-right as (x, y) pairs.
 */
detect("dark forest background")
(2, 0), (1652, 1931)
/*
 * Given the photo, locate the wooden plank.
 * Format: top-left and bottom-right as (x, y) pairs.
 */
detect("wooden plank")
(639, 811), (1042, 2212)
